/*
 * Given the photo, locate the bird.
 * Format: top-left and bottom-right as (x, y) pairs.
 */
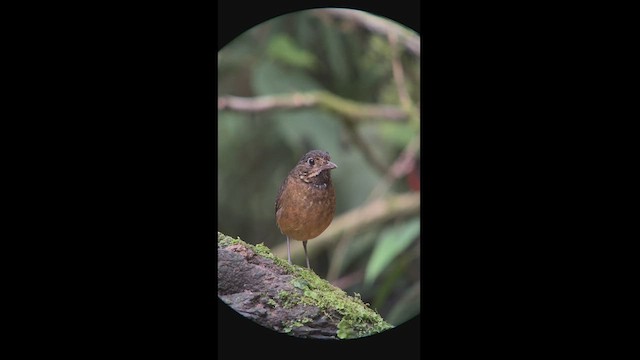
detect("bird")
(275, 150), (337, 270)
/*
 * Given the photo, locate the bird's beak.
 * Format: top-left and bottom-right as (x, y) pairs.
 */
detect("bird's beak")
(323, 161), (338, 171)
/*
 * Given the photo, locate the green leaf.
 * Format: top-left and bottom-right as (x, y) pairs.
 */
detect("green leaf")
(252, 61), (323, 95)
(385, 281), (420, 326)
(364, 217), (420, 285)
(291, 278), (310, 291)
(321, 22), (349, 90)
(336, 318), (356, 339)
(379, 122), (417, 147)
(304, 289), (319, 300)
(267, 34), (317, 70)
(274, 109), (341, 156)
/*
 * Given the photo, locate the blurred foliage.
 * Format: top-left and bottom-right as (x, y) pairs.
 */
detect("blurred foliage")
(365, 216), (421, 286)
(218, 9), (420, 327)
(266, 34), (317, 70)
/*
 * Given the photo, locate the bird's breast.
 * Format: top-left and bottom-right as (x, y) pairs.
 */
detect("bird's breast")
(276, 180), (336, 241)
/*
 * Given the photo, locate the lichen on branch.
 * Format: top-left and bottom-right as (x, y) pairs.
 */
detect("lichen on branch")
(217, 232), (393, 339)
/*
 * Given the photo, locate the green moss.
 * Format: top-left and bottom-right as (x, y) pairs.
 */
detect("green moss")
(277, 290), (302, 309)
(281, 319), (301, 333)
(217, 232), (244, 247)
(218, 232), (298, 274)
(218, 231), (394, 339)
(277, 290), (289, 299)
(282, 317), (313, 333)
(285, 264), (394, 339)
(266, 298), (278, 308)
(337, 318), (356, 339)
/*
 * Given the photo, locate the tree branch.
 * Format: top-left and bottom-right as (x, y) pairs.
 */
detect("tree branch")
(218, 91), (408, 122)
(218, 232), (393, 339)
(366, 135), (420, 201)
(314, 8), (420, 57)
(388, 31), (412, 112)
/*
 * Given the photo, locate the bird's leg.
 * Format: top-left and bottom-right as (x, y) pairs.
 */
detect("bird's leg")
(303, 240), (310, 269)
(287, 236), (292, 264)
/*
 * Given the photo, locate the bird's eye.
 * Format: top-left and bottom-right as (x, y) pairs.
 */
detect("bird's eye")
(307, 158), (315, 166)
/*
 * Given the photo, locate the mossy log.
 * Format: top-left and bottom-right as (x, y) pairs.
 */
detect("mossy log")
(217, 232), (393, 339)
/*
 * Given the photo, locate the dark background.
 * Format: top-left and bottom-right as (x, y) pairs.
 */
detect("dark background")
(17, 0), (609, 356)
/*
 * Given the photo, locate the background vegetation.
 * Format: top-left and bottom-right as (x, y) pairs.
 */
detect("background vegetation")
(218, 9), (420, 327)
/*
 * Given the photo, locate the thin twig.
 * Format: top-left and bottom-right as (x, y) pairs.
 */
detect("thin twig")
(218, 91), (408, 122)
(388, 32), (412, 112)
(366, 135), (420, 202)
(314, 8), (420, 57)
(343, 121), (388, 175)
(218, 93), (317, 112)
(219, 90), (409, 177)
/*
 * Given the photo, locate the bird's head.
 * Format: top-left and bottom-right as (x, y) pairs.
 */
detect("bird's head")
(294, 150), (337, 186)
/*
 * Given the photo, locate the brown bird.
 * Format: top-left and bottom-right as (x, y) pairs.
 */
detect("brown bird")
(275, 150), (337, 269)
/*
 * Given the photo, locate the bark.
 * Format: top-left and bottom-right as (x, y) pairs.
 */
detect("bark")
(217, 232), (393, 339)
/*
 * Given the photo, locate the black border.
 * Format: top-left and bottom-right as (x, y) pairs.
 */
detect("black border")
(35, 0), (597, 355)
